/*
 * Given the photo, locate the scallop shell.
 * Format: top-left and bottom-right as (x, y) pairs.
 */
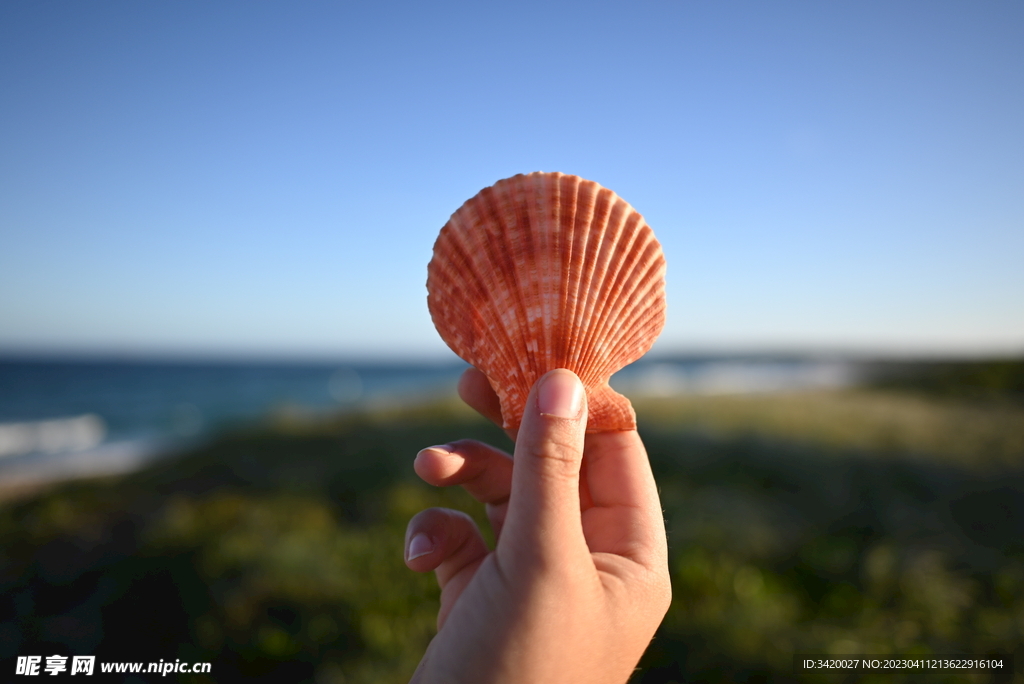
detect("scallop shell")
(426, 172), (666, 433)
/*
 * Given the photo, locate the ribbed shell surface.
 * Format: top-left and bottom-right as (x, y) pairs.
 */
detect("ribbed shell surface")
(426, 172), (666, 432)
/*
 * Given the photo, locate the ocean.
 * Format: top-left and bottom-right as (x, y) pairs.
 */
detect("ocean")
(0, 359), (468, 488)
(0, 356), (855, 488)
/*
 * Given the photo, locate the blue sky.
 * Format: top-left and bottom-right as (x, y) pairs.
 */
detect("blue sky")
(2, 1), (1022, 359)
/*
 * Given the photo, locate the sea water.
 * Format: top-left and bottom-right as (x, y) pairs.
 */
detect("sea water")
(0, 358), (468, 487)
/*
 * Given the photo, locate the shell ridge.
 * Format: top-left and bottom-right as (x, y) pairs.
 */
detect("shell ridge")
(577, 213), (648, 376)
(587, 250), (667, 380)
(481, 182), (537, 418)
(432, 215), (525, 394)
(570, 187), (615, 378)
(577, 218), (660, 380)
(565, 180), (600, 376)
(501, 176), (542, 386)
(520, 172), (552, 378)
(554, 174), (580, 368)
(570, 182), (612, 375)
(598, 304), (666, 380)
(591, 285), (667, 381)
(604, 241), (667, 343)
(574, 197), (634, 385)
(457, 192), (535, 413)
(556, 178), (585, 375)
(536, 172), (559, 373)
(428, 224), (492, 357)
(558, 176), (585, 370)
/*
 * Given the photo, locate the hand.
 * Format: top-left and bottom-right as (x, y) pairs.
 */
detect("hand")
(404, 368), (671, 684)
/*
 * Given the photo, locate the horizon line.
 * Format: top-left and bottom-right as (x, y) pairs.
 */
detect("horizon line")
(0, 346), (1020, 365)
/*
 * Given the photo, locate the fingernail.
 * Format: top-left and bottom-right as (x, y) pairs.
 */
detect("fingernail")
(406, 533), (433, 561)
(537, 370), (584, 419)
(416, 444), (451, 459)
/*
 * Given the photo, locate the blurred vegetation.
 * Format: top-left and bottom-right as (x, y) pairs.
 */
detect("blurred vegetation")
(2, 363), (1023, 683)
(864, 359), (1024, 403)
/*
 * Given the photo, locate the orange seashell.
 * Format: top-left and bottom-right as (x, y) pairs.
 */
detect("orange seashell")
(426, 172), (666, 433)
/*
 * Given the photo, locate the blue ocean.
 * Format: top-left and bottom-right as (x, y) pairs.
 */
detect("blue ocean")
(0, 359), (469, 487)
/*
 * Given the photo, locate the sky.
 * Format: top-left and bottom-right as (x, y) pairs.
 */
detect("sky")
(1, 1), (1022, 360)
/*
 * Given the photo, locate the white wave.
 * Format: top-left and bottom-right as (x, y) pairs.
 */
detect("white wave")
(612, 361), (858, 397)
(0, 438), (172, 489)
(0, 414), (106, 459)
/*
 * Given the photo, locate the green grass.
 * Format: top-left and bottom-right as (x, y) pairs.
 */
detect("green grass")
(1, 389), (1022, 683)
(864, 359), (1024, 403)
(634, 390), (1024, 467)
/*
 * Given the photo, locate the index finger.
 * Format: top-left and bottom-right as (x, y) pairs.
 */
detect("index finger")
(457, 367), (517, 441)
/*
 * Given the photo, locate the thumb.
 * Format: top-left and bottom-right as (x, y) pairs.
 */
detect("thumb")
(499, 369), (589, 565)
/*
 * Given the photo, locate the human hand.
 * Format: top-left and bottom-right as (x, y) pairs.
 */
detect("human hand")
(405, 368), (671, 684)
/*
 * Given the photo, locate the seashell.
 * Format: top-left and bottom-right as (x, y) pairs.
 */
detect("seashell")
(426, 172), (666, 433)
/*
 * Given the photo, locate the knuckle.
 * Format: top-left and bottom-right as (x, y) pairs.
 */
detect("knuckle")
(406, 507), (438, 532)
(408, 506), (457, 530)
(446, 509), (475, 528)
(408, 508), (479, 550)
(448, 438), (484, 451)
(531, 430), (581, 466)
